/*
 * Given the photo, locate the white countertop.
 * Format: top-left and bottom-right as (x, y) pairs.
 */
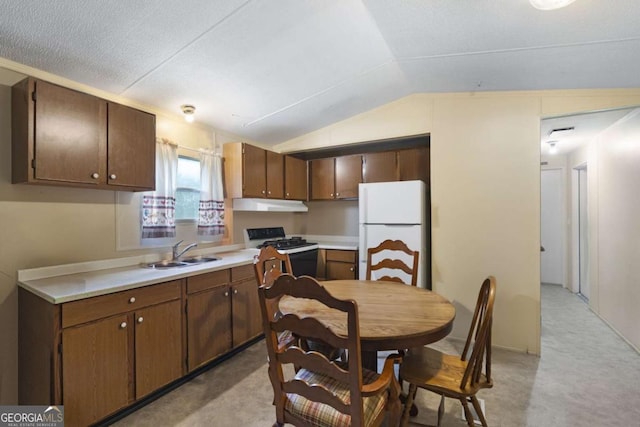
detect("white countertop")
(18, 249), (259, 304)
(17, 235), (359, 305)
(305, 235), (358, 251)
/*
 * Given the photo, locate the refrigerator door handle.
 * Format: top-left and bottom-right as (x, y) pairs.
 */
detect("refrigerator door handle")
(359, 186), (367, 224)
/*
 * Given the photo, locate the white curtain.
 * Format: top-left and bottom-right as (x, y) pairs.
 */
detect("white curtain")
(198, 151), (225, 237)
(141, 139), (178, 239)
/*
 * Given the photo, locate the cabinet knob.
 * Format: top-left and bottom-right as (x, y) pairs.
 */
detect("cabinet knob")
(234, 289), (238, 294)
(261, 190), (266, 194)
(336, 192), (340, 197)
(330, 193), (334, 197)
(224, 291), (229, 297)
(129, 297), (136, 304)
(120, 322), (127, 329)
(137, 316), (144, 324)
(286, 192), (290, 197)
(350, 267), (354, 272)
(91, 173), (99, 179)
(268, 191), (271, 195)
(110, 174), (117, 180)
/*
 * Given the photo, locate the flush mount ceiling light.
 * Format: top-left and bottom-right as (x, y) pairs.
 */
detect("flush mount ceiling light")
(547, 140), (558, 154)
(530, 0), (576, 10)
(181, 104), (196, 123)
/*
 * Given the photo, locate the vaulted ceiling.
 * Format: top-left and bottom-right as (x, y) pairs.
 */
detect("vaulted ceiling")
(1, 0), (639, 145)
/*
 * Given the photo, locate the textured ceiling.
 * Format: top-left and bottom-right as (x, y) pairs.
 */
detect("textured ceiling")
(1, 0), (639, 145)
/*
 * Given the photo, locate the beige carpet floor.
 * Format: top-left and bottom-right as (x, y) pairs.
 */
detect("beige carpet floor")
(113, 284), (640, 426)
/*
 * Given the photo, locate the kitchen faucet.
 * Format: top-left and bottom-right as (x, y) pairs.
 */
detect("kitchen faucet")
(172, 240), (198, 260)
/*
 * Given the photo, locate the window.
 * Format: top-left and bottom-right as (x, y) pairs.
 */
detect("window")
(175, 156), (201, 221)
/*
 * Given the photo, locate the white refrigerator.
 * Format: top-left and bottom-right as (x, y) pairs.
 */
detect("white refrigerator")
(358, 180), (427, 288)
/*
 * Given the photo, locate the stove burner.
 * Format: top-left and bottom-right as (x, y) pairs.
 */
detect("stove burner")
(258, 237), (310, 250)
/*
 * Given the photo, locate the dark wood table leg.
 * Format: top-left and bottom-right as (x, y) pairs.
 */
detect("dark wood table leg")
(362, 350), (378, 372)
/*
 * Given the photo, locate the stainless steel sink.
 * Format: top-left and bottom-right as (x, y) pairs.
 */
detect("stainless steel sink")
(142, 260), (190, 269)
(142, 256), (220, 269)
(181, 256), (220, 264)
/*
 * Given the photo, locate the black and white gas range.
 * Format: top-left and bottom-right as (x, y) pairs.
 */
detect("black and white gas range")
(245, 227), (319, 277)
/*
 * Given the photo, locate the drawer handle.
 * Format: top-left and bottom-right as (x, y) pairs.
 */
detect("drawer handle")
(120, 322), (127, 329)
(91, 173), (99, 179)
(137, 316), (144, 324)
(129, 297), (136, 304)
(224, 291), (229, 297)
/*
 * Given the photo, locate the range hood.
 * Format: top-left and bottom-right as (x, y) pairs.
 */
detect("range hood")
(232, 198), (308, 212)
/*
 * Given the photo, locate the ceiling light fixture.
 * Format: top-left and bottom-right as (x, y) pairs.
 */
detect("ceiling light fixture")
(181, 104), (196, 123)
(529, 0), (576, 10)
(547, 140), (558, 154)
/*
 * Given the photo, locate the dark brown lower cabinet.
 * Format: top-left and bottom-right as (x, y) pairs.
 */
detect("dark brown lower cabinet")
(134, 300), (183, 399)
(20, 264), (264, 426)
(187, 282), (232, 371)
(231, 277), (263, 347)
(62, 314), (129, 427)
(325, 249), (358, 280)
(20, 280), (184, 427)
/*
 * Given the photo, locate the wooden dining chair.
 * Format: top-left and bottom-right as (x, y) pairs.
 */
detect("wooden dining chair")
(259, 274), (403, 427)
(399, 276), (496, 427)
(366, 239), (420, 286)
(253, 246), (344, 361)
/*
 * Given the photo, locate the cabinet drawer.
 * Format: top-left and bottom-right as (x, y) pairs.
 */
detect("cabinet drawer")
(231, 264), (255, 282)
(187, 269), (231, 294)
(326, 250), (357, 263)
(62, 280), (182, 328)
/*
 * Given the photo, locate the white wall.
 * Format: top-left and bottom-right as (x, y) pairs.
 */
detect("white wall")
(276, 89), (640, 355)
(592, 109), (640, 350)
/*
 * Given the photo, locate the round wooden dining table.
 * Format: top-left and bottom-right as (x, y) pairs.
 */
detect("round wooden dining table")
(279, 279), (456, 370)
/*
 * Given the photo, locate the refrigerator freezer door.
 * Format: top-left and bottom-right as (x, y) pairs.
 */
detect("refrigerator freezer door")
(359, 181), (425, 225)
(359, 223), (426, 288)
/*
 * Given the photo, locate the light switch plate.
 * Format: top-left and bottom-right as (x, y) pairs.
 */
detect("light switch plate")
(461, 398), (485, 425)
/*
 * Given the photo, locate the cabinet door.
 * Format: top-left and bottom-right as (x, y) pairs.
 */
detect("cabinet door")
(326, 261), (357, 280)
(398, 147), (430, 186)
(135, 300), (183, 399)
(266, 151), (284, 199)
(34, 80), (106, 185)
(363, 152), (397, 183)
(231, 278), (263, 348)
(284, 156), (307, 200)
(242, 143), (267, 198)
(107, 102), (156, 190)
(62, 314), (129, 427)
(335, 155), (362, 199)
(310, 158), (335, 200)
(187, 285), (232, 370)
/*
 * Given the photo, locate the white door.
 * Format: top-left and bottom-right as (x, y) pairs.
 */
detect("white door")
(359, 223), (426, 288)
(541, 169), (564, 285)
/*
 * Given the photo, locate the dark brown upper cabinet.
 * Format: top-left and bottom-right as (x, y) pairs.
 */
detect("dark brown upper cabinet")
(224, 142), (284, 199)
(398, 146), (430, 186)
(284, 155), (308, 200)
(11, 78), (155, 191)
(310, 155), (362, 200)
(363, 151), (398, 183)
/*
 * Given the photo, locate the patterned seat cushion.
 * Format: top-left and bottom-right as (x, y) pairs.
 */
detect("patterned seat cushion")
(285, 367), (387, 427)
